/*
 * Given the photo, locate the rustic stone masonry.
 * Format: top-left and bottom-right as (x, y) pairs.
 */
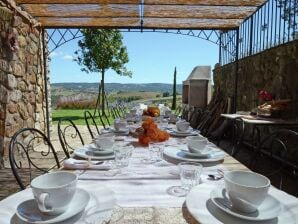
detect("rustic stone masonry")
(214, 40), (298, 118)
(0, 1), (48, 167)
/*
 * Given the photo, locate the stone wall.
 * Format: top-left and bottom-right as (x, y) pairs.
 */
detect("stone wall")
(0, 2), (48, 167)
(214, 40), (298, 118)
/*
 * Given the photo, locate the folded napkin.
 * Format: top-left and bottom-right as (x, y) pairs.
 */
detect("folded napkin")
(63, 158), (111, 170)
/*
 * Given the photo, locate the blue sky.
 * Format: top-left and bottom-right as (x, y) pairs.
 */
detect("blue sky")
(49, 31), (219, 84)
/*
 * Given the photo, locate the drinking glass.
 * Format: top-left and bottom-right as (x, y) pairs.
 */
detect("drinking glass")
(113, 145), (133, 168)
(149, 142), (165, 162)
(158, 117), (169, 130)
(167, 162), (202, 197)
(179, 162), (202, 191)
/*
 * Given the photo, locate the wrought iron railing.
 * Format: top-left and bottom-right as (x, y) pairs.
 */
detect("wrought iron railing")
(46, 28), (221, 55)
(220, 0), (298, 65)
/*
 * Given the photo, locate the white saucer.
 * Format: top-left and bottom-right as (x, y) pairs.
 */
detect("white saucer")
(101, 128), (112, 134)
(175, 128), (192, 134)
(169, 129), (199, 137)
(85, 144), (114, 156)
(16, 188), (90, 224)
(112, 128), (130, 135)
(180, 149), (212, 159)
(74, 147), (115, 160)
(210, 186), (283, 221)
(88, 150), (114, 156)
(163, 147), (225, 163)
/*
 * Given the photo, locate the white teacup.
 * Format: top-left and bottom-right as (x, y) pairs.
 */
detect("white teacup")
(186, 136), (208, 153)
(224, 171), (270, 213)
(176, 121), (190, 132)
(114, 120), (128, 131)
(168, 114), (178, 123)
(164, 110), (172, 117)
(130, 109), (137, 115)
(31, 172), (77, 215)
(95, 133), (115, 150)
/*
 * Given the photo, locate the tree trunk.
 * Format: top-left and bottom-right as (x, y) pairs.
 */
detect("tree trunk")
(94, 81), (101, 117)
(101, 70), (105, 116)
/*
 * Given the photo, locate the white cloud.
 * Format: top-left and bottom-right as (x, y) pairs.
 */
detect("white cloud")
(62, 55), (74, 60)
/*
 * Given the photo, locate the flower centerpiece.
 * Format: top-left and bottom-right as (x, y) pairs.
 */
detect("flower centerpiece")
(138, 117), (169, 146)
(257, 90), (290, 117)
(142, 106), (160, 117)
(258, 90), (273, 102)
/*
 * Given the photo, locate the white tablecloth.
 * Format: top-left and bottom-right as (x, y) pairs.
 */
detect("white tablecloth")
(0, 136), (297, 224)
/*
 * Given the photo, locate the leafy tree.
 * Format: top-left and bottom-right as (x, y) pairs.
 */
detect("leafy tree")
(163, 92), (170, 97)
(171, 67), (177, 110)
(74, 29), (132, 115)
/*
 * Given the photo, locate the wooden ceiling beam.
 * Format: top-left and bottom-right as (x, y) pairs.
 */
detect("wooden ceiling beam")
(22, 4), (139, 17)
(36, 17), (241, 29)
(21, 4), (256, 20)
(16, 0), (266, 7)
(144, 5), (257, 19)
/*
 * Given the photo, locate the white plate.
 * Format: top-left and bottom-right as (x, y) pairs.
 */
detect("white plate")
(16, 188), (90, 224)
(169, 130), (199, 137)
(85, 144), (114, 156)
(210, 186), (283, 221)
(163, 147), (225, 163)
(74, 147), (115, 160)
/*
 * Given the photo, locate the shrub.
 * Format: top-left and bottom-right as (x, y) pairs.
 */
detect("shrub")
(162, 92), (170, 97)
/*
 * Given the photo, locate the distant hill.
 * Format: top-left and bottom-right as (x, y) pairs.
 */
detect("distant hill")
(51, 82), (182, 107)
(51, 82), (182, 93)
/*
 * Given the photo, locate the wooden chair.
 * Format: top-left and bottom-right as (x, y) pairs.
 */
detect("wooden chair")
(9, 128), (61, 190)
(58, 118), (85, 158)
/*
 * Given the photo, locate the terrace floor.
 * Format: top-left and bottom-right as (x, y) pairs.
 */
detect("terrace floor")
(0, 126), (297, 201)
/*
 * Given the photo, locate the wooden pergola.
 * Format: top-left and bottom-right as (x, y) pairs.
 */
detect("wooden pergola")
(14, 0), (267, 29)
(9, 0), (268, 139)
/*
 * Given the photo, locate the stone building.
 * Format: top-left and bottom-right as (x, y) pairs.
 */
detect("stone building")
(182, 66), (212, 109)
(0, 1), (48, 167)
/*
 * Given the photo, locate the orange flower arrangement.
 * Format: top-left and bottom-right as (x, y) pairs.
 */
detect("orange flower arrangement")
(138, 117), (170, 146)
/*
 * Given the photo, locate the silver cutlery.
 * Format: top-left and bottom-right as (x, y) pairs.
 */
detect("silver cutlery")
(208, 169), (224, 180)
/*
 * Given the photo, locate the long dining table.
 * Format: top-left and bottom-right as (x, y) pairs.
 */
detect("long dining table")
(0, 128), (298, 224)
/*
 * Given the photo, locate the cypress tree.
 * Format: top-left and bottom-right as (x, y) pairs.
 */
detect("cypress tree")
(171, 67), (177, 110)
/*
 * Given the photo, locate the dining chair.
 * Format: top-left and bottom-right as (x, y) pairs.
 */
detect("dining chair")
(112, 106), (122, 119)
(84, 110), (100, 139)
(250, 129), (298, 190)
(117, 103), (127, 117)
(9, 128), (61, 190)
(189, 108), (205, 128)
(98, 112), (111, 128)
(174, 105), (182, 117)
(196, 109), (212, 135)
(179, 105), (188, 120)
(58, 118), (85, 158)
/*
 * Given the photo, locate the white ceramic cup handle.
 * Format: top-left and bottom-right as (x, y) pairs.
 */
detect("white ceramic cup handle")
(38, 193), (52, 213)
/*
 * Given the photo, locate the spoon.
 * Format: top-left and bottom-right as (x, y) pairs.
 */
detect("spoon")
(208, 174), (223, 180)
(208, 169), (224, 180)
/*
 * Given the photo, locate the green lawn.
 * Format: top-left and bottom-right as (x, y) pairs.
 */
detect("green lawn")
(52, 109), (87, 125)
(52, 109), (115, 125)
